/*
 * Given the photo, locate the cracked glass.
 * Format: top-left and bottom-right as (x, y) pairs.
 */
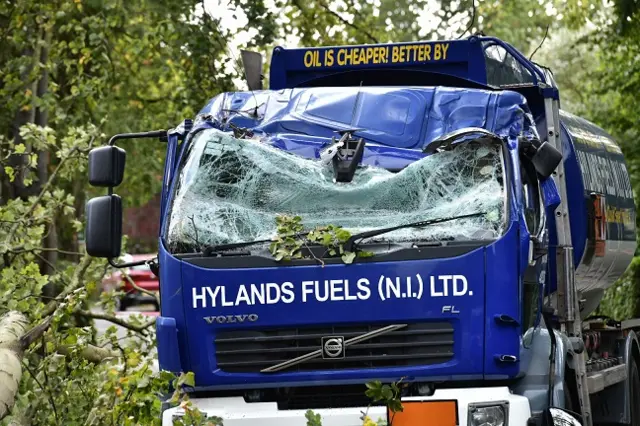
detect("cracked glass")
(165, 128), (506, 253)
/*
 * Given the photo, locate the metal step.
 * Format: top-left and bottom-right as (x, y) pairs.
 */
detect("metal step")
(587, 363), (627, 394)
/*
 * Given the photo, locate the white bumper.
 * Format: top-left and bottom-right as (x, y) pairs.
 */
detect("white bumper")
(163, 386), (531, 426)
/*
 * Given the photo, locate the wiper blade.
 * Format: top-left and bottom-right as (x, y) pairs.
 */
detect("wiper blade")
(202, 230), (309, 256)
(344, 212), (486, 252)
(203, 238), (272, 255)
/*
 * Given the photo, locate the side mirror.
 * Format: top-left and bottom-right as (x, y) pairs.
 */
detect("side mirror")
(88, 146), (126, 187)
(85, 195), (123, 258)
(534, 407), (582, 426)
(85, 130), (166, 265)
(531, 141), (562, 179)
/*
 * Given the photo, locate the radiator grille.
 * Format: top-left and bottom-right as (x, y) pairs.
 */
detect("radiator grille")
(215, 322), (454, 373)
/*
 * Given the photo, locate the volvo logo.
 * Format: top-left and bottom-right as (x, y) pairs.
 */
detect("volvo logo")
(204, 314), (258, 324)
(321, 336), (345, 359)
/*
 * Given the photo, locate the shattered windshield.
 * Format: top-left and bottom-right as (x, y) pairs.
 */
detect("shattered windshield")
(165, 128), (506, 254)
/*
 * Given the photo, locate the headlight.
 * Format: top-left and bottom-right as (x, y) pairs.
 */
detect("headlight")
(468, 402), (508, 426)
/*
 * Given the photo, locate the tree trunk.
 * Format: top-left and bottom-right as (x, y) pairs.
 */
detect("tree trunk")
(0, 312), (28, 420)
(35, 26), (58, 280)
(10, 26), (43, 200)
(0, 309), (119, 422)
(71, 177), (85, 263)
(35, 26), (52, 189)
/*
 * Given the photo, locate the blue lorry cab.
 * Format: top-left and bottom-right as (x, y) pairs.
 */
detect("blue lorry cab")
(85, 36), (638, 426)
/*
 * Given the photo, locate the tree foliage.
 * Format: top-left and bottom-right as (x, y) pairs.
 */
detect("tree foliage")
(270, 0), (559, 51)
(269, 215), (373, 264)
(553, 0), (640, 319)
(0, 0), (277, 424)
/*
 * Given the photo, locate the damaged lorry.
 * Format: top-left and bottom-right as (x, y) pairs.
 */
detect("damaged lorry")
(85, 35), (640, 426)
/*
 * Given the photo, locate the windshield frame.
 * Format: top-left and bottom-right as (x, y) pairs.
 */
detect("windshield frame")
(162, 125), (513, 265)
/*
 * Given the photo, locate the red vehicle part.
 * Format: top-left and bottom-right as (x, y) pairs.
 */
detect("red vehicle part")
(103, 254), (159, 311)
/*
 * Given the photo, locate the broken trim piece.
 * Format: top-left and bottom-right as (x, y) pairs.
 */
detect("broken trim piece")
(423, 127), (502, 154)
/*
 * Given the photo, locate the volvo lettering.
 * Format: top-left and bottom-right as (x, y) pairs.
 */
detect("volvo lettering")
(203, 314), (259, 324)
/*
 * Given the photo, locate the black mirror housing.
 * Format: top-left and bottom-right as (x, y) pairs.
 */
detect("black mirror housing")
(240, 50), (263, 91)
(85, 195), (123, 258)
(532, 141), (563, 179)
(88, 146), (126, 187)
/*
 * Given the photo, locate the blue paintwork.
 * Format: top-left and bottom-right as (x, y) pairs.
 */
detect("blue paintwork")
(182, 248), (489, 387)
(197, 87), (535, 154)
(268, 36), (548, 91)
(156, 316), (181, 373)
(485, 223), (522, 379)
(152, 37), (636, 391)
(157, 239), (190, 372)
(270, 39), (486, 89)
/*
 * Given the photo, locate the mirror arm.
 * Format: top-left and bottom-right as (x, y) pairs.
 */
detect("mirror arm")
(104, 130), (167, 196)
(108, 257), (156, 269)
(108, 258), (147, 268)
(108, 130), (167, 146)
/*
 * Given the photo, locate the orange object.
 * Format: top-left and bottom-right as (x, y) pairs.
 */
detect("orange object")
(388, 400), (458, 426)
(592, 194), (606, 257)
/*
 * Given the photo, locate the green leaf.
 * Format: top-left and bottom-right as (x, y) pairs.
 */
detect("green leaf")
(182, 372), (195, 387)
(389, 400), (404, 413)
(305, 410), (322, 426)
(14, 144), (26, 154)
(4, 166), (14, 182)
(335, 228), (351, 242)
(341, 252), (356, 264)
(381, 385), (393, 400)
(366, 380), (381, 390)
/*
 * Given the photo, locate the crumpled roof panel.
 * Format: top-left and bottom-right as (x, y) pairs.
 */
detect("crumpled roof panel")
(197, 86), (537, 157)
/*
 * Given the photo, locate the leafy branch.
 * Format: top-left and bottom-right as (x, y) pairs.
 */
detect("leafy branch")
(304, 378), (406, 426)
(269, 215), (373, 265)
(365, 378), (406, 420)
(169, 372), (223, 426)
(75, 310), (155, 336)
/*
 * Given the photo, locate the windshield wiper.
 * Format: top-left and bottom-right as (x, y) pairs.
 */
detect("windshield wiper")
(202, 230), (309, 256)
(202, 238), (272, 256)
(203, 211), (486, 257)
(343, 212), (487, 252)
